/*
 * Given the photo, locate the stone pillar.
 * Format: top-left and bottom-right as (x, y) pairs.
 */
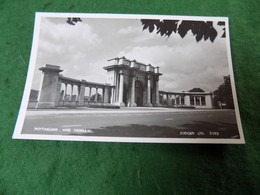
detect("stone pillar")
(104, 86), (110, 103)
(179, 95), (182, 105)
(37, 65), (63, 109)
(77, 85), (80, 101)
(194, 96), (196, 106)
(63, 84), (67, 101)
(145, 75), (153, 107)
(89, 87), (92, 101)
(130, 76), (137, 107)
(184, 95), (191, 106)
(78, 85), (85, 106)
(205, 94), (213, 108)
(154, 79), (161, 107)
(173, 95), (176, 105)
(95, 88), (98, 102)
(199, 96), (202, 106)
(115, 72), (120, 102)
(110, 88), (114, 103)
(55, 81), (62, 105)
(167, 94), (172, 106)
(70, 84), (73, 101)
(102, 88), (105, 103)
(115, 70), (125, 106)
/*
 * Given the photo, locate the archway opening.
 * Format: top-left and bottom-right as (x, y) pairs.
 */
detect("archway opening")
(135, 80), (144, 106)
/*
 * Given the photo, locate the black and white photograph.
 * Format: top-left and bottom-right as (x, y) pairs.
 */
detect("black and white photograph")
(13, 13), (245, 143)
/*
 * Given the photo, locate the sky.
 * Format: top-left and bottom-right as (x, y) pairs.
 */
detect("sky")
(32, 16), (230, 93)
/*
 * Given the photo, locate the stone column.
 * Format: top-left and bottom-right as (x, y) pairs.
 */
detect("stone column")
(37, 64), (63, 109)
(130, 76), (137, 107)
(145, 75), (153, 107)
(55, 81), (62, 105)
(63, 84), (67, 101)
(184, 95), (191, 106)
(194, 96), (196, 106)
(70, 84), (73, 101)
(115, 72), (120, 102)
(104, 86), (110, 103)
(205, 94), (213, 108)
(102, 88), (105, 103)
(167, 94), (172, 106)
(154, 79), (161, 107)
(199, 96), (202, 106)
(116, 70), (125, 106)
(77, 85), (80, 101)
(179, 95), (182, 105)
(110, 88), (114, 103)
(89, 87), (92, 101)
(95, 88), (98, 102)
(173, 95), (176, 105)
(78, 85), (85, 106)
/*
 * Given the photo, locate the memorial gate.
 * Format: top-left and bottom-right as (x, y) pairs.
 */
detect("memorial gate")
(34, 57), (212, 109)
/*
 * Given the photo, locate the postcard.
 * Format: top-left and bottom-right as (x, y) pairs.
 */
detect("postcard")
(12, 12), (245, 143)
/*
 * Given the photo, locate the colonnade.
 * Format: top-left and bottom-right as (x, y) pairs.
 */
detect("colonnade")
(58, 79), (111, 106)
(36, 64), (212, 109)
(113, 72), (160, 107)
(36, 65), (112, 108)
(159, 92), (212, 108)
(60, 83), (79, 102)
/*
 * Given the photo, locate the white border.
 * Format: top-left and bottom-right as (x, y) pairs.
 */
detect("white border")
(12, 12), (245, 144)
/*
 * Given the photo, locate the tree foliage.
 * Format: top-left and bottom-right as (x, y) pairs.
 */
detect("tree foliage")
(217, 21), (226, 38)
(90, 93), (102, 102)
(67, 17), (82, 25)
(66, 17), (226, 42)
(141, 19), (226, 42)
(213, 75), (234, 109)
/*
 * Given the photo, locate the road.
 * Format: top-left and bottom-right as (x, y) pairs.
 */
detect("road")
(21, 109), (240, 139)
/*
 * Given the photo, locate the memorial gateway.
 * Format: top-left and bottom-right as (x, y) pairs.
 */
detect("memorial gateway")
(34, 57), (213, 109)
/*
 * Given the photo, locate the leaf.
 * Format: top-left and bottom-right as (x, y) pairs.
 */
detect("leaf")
(141, 19), (160, 33)
(208, 27), (218, 42)
(196, 33), (203, 42)
(217, 21), (225, 26)
(67, 17), (82, 25)
(148, 24), (155, 33)
(142, 23), (149, 31)
(158, 20), (178, 37)
(178, 21), (193, 38)
(141, 19), (219, 42)
(221, 28), (226, 38)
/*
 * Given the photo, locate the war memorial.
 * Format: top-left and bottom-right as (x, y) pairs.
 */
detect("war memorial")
(34, 57), (213, 109)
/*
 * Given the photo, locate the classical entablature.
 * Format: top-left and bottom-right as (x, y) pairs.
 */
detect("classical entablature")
(34, 57), (213, 109)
